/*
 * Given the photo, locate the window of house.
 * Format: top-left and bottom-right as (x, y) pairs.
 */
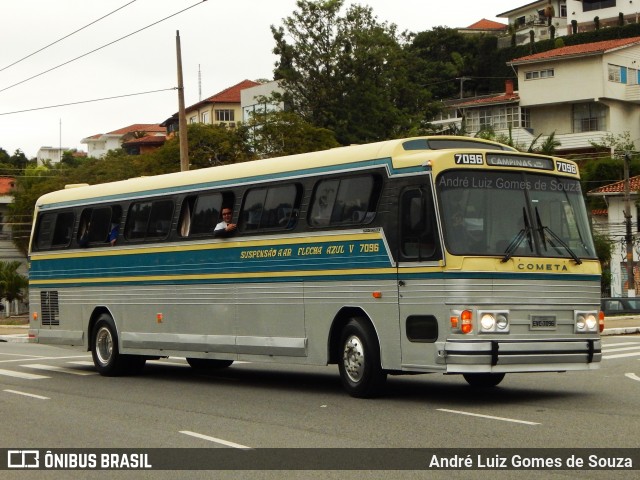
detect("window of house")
(239, 184), (301, 231)
(560, 4), (567, 17)
(516, 16), (525, 26)
(35, 211), (75, 250)
(125, 200), (174, 241)
(201, 112), (209, 123)
(583, 0), (616, 13)
(308, 175), (381, 227)
(189, 116), (197, 124)
(629, 68), (639, 85)
(608, 64), (627, 83)
(525, 69), (554, 80)
(215, 109), (235, 122)
(573, 103), (607, 132)
(77, 206), (122, 246)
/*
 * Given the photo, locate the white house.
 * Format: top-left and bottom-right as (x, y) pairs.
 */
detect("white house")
(498, 1), (640, 46)
(36, 146), (71, 165)
(588, 175), (640, 297)
(447, 36), (640, 154)
(81, 124), (166, 158)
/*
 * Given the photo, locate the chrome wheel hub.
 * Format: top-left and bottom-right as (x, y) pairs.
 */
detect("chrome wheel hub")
(343, 335), (365, 382)
(96, 327), (113, 365)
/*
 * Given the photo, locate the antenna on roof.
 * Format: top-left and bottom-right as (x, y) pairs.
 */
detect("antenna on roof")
(198, 64), (202, 101)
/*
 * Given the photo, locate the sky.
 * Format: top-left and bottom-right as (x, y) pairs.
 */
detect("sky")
(0, 0), (518, 159)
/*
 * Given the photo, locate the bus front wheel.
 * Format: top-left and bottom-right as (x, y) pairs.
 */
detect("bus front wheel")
(338, 318), (387, 398)
(463, 372), (505, 388)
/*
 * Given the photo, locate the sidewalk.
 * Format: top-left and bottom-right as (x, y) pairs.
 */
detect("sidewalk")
(1, 316), (639, 344)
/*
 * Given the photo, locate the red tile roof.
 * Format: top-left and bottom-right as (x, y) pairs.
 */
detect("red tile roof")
(122, 135), (166, 146)
(465, 19), (507, 31)
(107, 124), (166, 135)
(510, 36), (640, 65)
(454, 92), (519, 107)
(204, 79), (261, 104)
(589, 175), (640, 194)
(0, 176), (16, 195)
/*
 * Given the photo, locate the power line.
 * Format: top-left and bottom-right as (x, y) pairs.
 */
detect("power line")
(0, 0), (208, 95)
(0, 87), (176, 116)
(0, 0), (139, 73)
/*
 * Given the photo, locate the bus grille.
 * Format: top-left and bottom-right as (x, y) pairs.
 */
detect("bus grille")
(40, 291), (60, 326)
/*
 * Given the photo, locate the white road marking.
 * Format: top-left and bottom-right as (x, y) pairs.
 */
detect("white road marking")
(23, 364), (97, 376)
(0, 355), (90, 364)
(179, 431), (252, 450)
(67, 361), (95, 366)
(604, 342), (640, 348)
(0, 352), (42, 358)
(625, 373), (640, 382)
(602, 346), (640, 353)
(602, 351), (640, 360)
(437, 408), (540, 425)
(3, 389), (50, 400)
(0, 368), (49, 380)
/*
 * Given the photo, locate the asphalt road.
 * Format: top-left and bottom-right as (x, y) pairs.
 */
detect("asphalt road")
(0, 338), (639, 479)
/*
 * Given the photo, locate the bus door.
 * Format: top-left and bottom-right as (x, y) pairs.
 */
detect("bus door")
(397, 183), (445, 371)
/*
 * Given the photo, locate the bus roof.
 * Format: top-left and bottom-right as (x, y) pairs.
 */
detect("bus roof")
(34, 136), (517, 209)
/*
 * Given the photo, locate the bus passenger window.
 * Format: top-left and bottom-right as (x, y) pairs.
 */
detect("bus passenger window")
(36, 211), (75, 250)
(239, 184), (301, 232)
(77, 206), (122, 247)
(309, 175), (380, 227)
(125, 200), (174, 241)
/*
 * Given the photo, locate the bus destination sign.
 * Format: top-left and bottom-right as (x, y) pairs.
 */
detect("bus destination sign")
(486, 154), (554, 171)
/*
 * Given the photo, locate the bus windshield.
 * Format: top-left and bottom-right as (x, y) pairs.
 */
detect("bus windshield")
(437, 170), (597, 260)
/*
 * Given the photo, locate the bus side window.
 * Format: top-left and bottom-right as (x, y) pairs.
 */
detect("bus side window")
(36, 211), (75, 250)
(178, 192), (234, 237)
(239, 184), (300, 232)
(77, 206), (122, 247)
(308, 174), (380, 227)
(125, 200), (174, 241)
(400, 186), (440, 261)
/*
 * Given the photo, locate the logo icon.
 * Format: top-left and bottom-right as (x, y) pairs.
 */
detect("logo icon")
(8, 450), (40, 468)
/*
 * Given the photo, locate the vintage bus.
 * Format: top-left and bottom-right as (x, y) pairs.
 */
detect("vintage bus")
(28, 136), (603, 397)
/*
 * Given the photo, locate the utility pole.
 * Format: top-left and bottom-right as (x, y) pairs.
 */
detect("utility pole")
(624, 151), (635, 296)
(176, 30), (189, 172)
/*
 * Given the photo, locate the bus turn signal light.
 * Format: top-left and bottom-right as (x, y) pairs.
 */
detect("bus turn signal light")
(599, 311), (605, 333)
(461, 310), (473, 334)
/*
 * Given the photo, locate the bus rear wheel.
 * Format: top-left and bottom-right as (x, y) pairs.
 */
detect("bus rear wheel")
(338, 318), (387, 398)
(463, 372), (505, 388)
(91, 314), (145, 376)
(186, 358), (234, 371)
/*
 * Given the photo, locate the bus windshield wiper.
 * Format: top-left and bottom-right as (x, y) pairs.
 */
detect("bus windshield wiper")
(501, 207), (533, 263)
(535, 207), (582, 265)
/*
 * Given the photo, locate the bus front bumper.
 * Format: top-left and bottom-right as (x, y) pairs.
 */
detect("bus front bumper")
(441, 338), (602, 373)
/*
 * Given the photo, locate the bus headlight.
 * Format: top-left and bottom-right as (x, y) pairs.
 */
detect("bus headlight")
(575, 311), (599, 333)
(478, 310), (509, 333)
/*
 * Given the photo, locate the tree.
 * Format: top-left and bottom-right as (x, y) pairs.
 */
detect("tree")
(271, 0), (431, 144)
(246, 106), (340, 157)
(0, 261), (28, 312)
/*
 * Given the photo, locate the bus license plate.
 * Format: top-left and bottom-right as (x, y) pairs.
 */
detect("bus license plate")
(530, 316), (556, 330)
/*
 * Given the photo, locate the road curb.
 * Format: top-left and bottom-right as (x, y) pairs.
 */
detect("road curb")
(600, 326), (640, 336)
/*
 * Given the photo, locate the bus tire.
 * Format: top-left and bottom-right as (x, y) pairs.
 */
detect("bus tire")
(463, 372), (505, 388)
(186, 358), (234, 371)
(91, 314), (130, 376)
(338, 318), (387, 398)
